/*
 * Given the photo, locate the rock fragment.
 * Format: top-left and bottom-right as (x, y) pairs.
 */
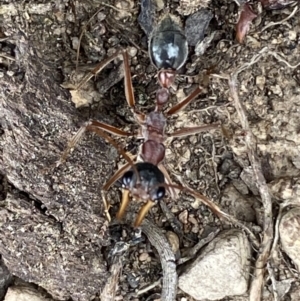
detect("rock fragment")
(279, 208), (300, 271)
(138, 0), (155, 36)
(0, 259), (12, 300)
(4, 284), (54, 301)
(166, 231), (180, 254)
(185, 9), (213, 47)
(220, 184), (256, 222)
(269, 177), (300, 203)
(178, 229), (251, 300)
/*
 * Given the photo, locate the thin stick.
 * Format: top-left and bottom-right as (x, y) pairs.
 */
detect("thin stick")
(100, 255), (123, 300)
(268, 50), (300, 69)
(75, 2), (137, 70)
(177, 229), (220, 265)
(261, 6), (298, 32)
(213, 47), (300, 300)
(136, 279), (161, 296)
(228, 76), (273, 301)
(0, 53), (15, 61)
(76, 7), (104, 71)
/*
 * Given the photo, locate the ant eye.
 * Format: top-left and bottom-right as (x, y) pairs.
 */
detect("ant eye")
(153, 187), (165, 201)
(122, 171), (133, 188)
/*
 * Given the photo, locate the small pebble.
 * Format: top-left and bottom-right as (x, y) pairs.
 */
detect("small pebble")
(166, 231), (180, 254)
(127, 46), (137, 58)
(97, 11), (106, 22)
(178, 210), (188, 224)
(256, 75), (265, 90)
(139, 252), (150, 262)
(71, 37), (79, 50)
(188, 214), (198, 225)
(288, 30), (297, 41)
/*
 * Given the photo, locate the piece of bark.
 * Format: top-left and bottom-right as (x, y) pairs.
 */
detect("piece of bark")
(138, 0), (155, 36)
(0, 34), (115, 300)
(185, 9), (213, 47)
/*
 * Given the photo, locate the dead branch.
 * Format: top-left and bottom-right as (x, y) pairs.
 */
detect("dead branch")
(141, 219), (178, 301)
(228, 76), (273, 301)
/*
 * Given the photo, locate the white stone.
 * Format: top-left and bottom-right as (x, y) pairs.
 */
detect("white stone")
(4, 285), (54, 301)
(178, 229), (251, 300)
(279, 208), (300, 271)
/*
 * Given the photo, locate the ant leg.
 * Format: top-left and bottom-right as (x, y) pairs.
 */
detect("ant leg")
(166, 86), (202, 116)
(116, 189), (130, 221)
(76, 50), (123, 90)
(101, 162), (132, 222)
(121, 49), (146, 123)
(134, 200), (155, 227)
(181, 185), (258, 242)
(158, 163), (178, 199)
(101, 191), (112, 222)
(169, 124), (220, 138)
(58, 120), (139, 222)
(122, 50), (135, 108)
(89, 120), (133, 137)
(170, 183), (229, 220)
(58, 120), (133, 166)
(76, 49), (146, 122)
(103, 161), (133, 191)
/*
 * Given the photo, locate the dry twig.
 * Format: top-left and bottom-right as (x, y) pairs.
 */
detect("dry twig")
(261, 6), (298, 32)
(75, 7), (104, 71)
(177, 229), (220, 265)
(228, 76), (273, 301)
(137, 279), (161, 296)
(0, 53), (15, 61)
(141, 219), (177, 301)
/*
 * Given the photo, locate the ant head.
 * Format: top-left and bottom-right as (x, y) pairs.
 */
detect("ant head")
(122, 162), (166, 202)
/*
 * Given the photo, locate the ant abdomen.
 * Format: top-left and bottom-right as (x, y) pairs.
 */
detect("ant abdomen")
(149, 14), (188, 70)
